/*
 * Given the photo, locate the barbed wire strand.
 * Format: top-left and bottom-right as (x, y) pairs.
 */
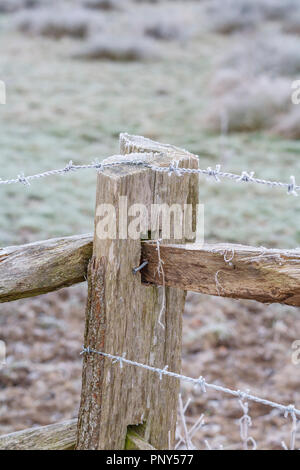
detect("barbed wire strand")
(80, 347), (300, 419)
(0, 159), (299, 196)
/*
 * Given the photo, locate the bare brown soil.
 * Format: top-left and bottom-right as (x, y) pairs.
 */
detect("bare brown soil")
(0, 287), (299, 450)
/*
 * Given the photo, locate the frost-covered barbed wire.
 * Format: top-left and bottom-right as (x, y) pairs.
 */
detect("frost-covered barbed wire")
(80, 347), (300, 420)
(0, 160), (148, 186)
(81, 347), (299, 449)
(0, 159), (299, 196)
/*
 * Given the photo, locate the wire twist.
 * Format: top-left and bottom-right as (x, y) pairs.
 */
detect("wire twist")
(81, 347), (300, 418)
(0, 159), (299, 197)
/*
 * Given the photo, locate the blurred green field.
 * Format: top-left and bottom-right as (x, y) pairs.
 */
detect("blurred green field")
(0, 1), (299, 249)
(1, 1), (300, 447)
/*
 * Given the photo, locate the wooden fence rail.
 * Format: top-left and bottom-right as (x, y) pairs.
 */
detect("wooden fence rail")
(1, 235), (300, 306)
(0, 419), (77, 451)
(0, 420), (155, 450)
(0, 133), (299, 450)
(0, 234), (93, 303)
(142, 242), (300, 307)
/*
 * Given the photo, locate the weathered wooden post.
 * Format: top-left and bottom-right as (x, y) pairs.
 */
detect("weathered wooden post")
(76, 134), (199, 450)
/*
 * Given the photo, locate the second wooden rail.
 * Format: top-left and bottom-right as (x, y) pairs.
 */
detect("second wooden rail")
(1, 236), (299, 307)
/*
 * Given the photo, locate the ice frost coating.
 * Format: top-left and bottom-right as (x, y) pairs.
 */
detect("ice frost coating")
(81, 347), (300, 419)
(0, 159), (299, 196)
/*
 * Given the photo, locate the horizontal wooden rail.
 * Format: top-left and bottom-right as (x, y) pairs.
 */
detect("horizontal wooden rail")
(142, 242), (300, 307)
(1, 235), (300, 307)
(0, 419), (155, 451)
(0, 419), (77, 450)
(0, 234), (93, 303)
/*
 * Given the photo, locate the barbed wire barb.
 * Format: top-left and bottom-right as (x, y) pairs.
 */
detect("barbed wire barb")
(80, 347), (300, 420)
(0, 159), (299, 197)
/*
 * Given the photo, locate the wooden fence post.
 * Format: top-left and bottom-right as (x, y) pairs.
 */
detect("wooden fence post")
(76, 135), (199, 450)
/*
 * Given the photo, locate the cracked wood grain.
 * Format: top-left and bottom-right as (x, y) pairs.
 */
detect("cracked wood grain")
(0, 234), (93, 303)
(141, 242), (300, 307)
(76, 134), (199, 450)
(1, 236), (299, 307)
(0, 419), (155, 450)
